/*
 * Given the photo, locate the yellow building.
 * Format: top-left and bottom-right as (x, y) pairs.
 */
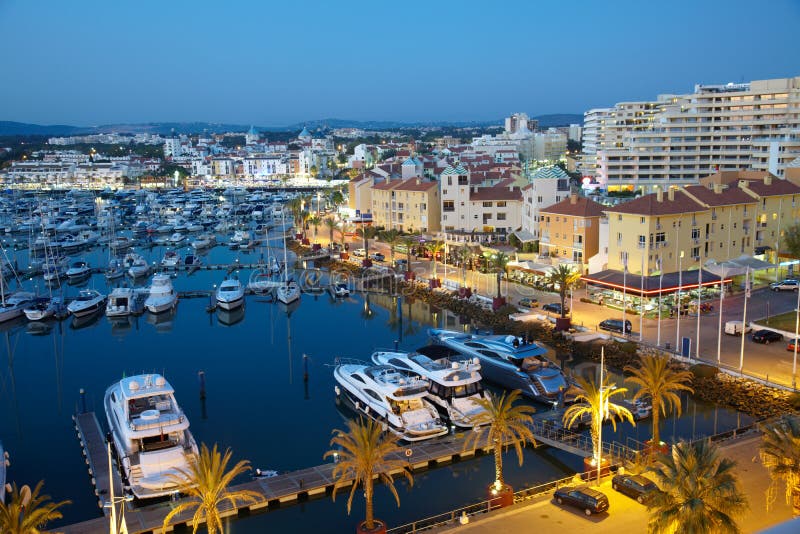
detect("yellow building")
(539, 194), (604, 271)
(605, 173), (800, 275)
(370, 177), (441, 233)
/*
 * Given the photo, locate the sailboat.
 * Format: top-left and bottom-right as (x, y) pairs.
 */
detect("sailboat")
(276, 210), (300, 305)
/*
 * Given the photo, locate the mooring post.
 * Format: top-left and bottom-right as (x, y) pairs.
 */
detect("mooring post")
(79, 388), (86, 414)
(303, 354), (309, 383)
(198, 371), (206, 400)
(394, 339), (399, 351)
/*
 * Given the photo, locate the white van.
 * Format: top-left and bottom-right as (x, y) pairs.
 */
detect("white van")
(724, 321), (751, 336)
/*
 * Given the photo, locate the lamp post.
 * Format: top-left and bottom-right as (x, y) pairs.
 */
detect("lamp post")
(794, 282), (800, 389)
(717, 266), (726, 364)
(695, 267), (702, 361)
(676, 251), (684, 353)
(739, 266), (750, 373)
(657, 257), (663, 348)
(622, 252), (628, 336)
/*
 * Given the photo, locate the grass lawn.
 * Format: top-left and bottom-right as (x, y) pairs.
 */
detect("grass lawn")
(755, 310), (799, 332)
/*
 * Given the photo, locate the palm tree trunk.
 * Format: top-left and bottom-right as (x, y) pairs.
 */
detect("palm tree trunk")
(496, 272), (502, 299)
(560, 290), (567, 318)
(651, 400), (661, 447)
(792, 485), (800, 518)
(591, 420), (600, 462)
(494, 438), (504, 486)
(365, 478), (375, 530)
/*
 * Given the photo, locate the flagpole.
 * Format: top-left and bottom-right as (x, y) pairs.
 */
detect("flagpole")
(717, 266), (725, 364)
(739, 266), (749, 373)
(695, 267), (701, 360)
(657, 258), (663, 347)
(108, 442), (118, 534)
(622, 252), (627, 337)
(639, 253), (645, 341)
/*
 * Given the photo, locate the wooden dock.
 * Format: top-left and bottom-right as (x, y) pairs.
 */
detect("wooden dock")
(62, 413), (497, 534)
(73, 412), (124, 517)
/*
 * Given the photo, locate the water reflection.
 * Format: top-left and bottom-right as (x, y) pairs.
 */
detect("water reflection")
(217, 306), (245, 327)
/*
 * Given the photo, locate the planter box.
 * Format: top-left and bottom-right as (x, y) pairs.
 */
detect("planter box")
(404, 271), (416, 281)
(429, 278), (441, 289)
(340, 252), (349, 260)
(362, 259), (373, 268)
(356, 519), (386, 534)
(302, 238), (310, 246)
(488, 483), (514, 508)
(582, 457), (611, 481)
(312, 243), (321, 251)
(492, 297), (506, 311)
(555, 317), (572, 331)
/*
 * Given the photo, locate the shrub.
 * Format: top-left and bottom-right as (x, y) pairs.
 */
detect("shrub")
(690, 363), (719, 379)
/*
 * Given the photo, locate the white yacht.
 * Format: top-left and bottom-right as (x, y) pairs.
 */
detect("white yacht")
(106, 287), (142, 317)
(24, 296), (66, 321)
(371, 346), (488, 428)
(67, 289), (106, 317)
(161, 250), (181, 268)
(66, 260), (91, 280)
(215, 277), (245, 310)
(104, 374), (199, 500)
(127, 255), (151, 279)
(144, 274), (178, 314)
(191, 234), (215, 250)
(334, 363), (448, 442)
(276, 212), (300, 305)
(169, 232), (185, 244)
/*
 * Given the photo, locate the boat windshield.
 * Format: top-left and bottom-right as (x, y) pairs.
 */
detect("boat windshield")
(430, 381), (482, 399)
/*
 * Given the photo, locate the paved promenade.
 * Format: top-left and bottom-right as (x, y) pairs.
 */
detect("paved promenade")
(434, 435), (793, 534)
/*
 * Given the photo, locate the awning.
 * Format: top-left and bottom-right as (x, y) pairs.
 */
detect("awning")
(510, 230), (537, 243)
(507, 260), (552, 274)
(583, 269), (730, 297)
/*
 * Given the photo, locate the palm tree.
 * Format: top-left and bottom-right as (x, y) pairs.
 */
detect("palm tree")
(427, 241), (445, 281)
(562, 374), (635, 468)
(456, 244), (472, 287)
(624, 353), (693, 449)
(462, 390), (536, 492)
(324, 418), (413, 532)
(545, 264), (580, 318)
(308, 215), (321, 243)
(759, 415), (800, 516)
(491, 251), (510, 300)
(379, 228), (402, 266)
(648, 440), (748, 534)
(299, 210), (311, 239)
(162, 443), (263, 534)
(324, 217), (338, 247)
(0, 481), (70, 534)
(356, 226), (378, 257)
(339, 220), (352, 251)
(401, 235), (417, 273)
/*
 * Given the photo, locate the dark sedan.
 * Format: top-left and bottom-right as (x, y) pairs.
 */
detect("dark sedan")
(542, 302), (569, 315)
(752, 329), (783, 344)
(553, 486), (609, 515)
(612, 473), (657, 504)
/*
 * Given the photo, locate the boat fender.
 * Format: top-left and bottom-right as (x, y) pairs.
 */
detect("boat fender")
(334, 385), (340, 396)
(405, 448), (412, 457)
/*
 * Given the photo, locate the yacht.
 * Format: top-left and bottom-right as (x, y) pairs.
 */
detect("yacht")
(371, 346), (488, 428)
(144, 274), (178, 314)
(191, 234), (215, 250)
(104, 374), (199, 500)
(24, 296), (66, 321)
(67, 289), (106, 317)
(66, 261), (91, 280)
(105, 257), (126, 280)
(127, 255), (151, 279)
(429, 329), (576, 405)
(0, 441), (7, 503)
(333, 362), (448, 442)
(169, 232), (185, 244)
(215, 277), (245, 310)
(0, 288), (36, 323)
(106, 287), (143, 317)
(161, 250), (181, 268)
(183, 255), (202, 268)
(329, 282), (350, 298)
(276, 212), (300, 305)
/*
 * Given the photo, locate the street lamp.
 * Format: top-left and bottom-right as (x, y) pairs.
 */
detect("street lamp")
(656, 257), (663, 347)
(676, 251), (684, 353)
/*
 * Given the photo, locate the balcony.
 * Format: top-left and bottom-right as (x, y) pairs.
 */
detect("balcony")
(573, 241), (584, 250)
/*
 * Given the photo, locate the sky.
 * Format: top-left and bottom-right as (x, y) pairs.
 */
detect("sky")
(1, 0), (798, 126)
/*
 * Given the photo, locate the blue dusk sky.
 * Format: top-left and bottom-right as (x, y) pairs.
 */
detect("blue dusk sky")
(1, 0), (798, 126)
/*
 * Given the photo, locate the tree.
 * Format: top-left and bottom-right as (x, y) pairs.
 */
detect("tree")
(339, 220), (352, 251)
(462, 390), (536, 492)
(324, 218), (338, 247)
(624, 353), (693, 448)
(309, 215), (321, 243)
(545, 264), (580, 318)
(784, 223), (800, 259)
(379, 229), (402, 266)
(0, 481), (70, 534)
(401, 235), (417, 273)
(648, 440), (748, 534)
(162, 443), (263, 534)
(323, 418), (413, 532)
(330, 189), (345, 208)
(309, 165), (319, 178)
(427, 241), (445, 280)
(299, 210), (311, 239)
(562, 374), (635, 468)
(456, 245), (473, 287)
(356, 226), (378, 257)
(491, 251), (510, 299)
(759, 415), (800, 516)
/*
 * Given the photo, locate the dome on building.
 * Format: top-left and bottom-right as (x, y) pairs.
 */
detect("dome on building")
(298, 127), (312, 139)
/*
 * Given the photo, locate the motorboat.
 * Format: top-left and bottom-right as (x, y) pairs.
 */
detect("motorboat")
(161, 250), (181, 268)
(0, 441), (7, 503)
(105, 257), (126, 280)
(144, 274), (178, 314)
(169, 232), (185, 244)
(333, 362), (448, 442)
(215, 277), (245, 311)
(183, 255), (202, 268)
(229, 230), (250, 245)
(106, 287), (143, 317)
(329, 282), (350, 298)
(0, 288), (36, 323)
(42, 256), (69, 283)
(126, 255), (151, 279)
(429, 329), (577, 405)
(217, 306), (245, 326)
(372, 345), (488, 428)
(67, 289), (106, 317)
(191, 234), (215, 250)
(23, 296), (66, 321)
(104, 374), (199, 500)
(66, 261), (91, 280)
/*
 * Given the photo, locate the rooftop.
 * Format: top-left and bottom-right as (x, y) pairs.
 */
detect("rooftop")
(540, 195), (605, 218)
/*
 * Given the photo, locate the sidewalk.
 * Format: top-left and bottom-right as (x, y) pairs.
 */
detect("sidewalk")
(434, 435), (792, 534)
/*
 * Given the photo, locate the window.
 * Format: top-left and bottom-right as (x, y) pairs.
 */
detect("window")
(443, 201), (454, 212)
(691, 228), (700, 239)
(655, 232), (666, 243)
(640, 217), (645, 224)
(482, 201), (492, 208)
(691, 247), (700, 258)
(496, 201), (507, 207)
(497, 213), (506, 221)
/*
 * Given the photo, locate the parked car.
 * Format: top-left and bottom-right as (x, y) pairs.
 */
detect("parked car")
(518, 297), (539, 308)
(370, 252), (385, 262)
(352, 248), (366, 257)
(599, 319), (632, 334)
(611, 473), (657, 504)
(394, 259), (408, 270)
(770, 279), (800, 291)
(724, 320), (751, 336)
(752, 329), (783, 344)
(787, 339), (800, 352)
(542, 302), (568, 314)
(553, 486), (609, 515)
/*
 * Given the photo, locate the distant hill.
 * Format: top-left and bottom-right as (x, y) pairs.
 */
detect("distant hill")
(0, 114), (584, 136)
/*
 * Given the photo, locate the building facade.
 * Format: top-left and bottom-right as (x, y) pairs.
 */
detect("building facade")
(539, 194), (605, 271)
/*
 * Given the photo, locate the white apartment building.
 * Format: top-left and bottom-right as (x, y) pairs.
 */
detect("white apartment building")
(163, 137), (183, 158)
(504, 112), (538, 134)
(243, 156), (288, 177)
(587, 76), (800, 192)
(440, 163), (523, 237)
(568, 124), (582, 143)
(520, 165), (572, 239)
(532, 129), (567, 161)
